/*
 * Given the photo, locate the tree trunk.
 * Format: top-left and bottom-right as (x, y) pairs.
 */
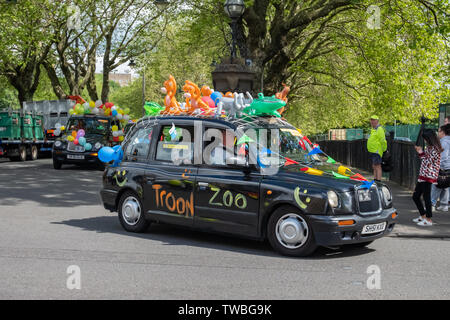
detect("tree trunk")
(43, 61), (67, 99)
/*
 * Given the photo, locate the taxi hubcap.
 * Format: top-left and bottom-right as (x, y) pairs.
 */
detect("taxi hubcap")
(275, 213), (309, 249)
(122, 196), (141, 226)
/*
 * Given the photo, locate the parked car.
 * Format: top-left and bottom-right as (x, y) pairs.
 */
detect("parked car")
(100, 115), (397, 257)
(52, 114), (121, 169)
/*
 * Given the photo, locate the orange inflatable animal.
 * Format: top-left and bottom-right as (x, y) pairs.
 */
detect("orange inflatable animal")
(161, 75), (181, 114)
(275, 83), (290, 115)
(183, 80), (212, 114)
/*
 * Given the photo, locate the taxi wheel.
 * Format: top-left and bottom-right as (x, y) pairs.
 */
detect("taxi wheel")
(118, 191), (149, 233)
(53, 158), (62, 169)
(267, 206), (317, 257)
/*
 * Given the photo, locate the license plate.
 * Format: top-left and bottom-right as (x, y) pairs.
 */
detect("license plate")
(67, 154), (84, 160)
(362, 222), (386, 234)
(358, 190), (372, 202)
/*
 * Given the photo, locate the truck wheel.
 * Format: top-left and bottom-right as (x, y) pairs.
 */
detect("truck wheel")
(267, 206), (317, 257)
(30, 146), (38, 161)
(118, 190), (150, 233)
(19, 146), (27, 162)
(53, 158), (62, 169)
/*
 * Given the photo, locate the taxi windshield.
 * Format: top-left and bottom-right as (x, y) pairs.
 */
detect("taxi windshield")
(248, 125), (325, 167)
(67, 118), (109, 135)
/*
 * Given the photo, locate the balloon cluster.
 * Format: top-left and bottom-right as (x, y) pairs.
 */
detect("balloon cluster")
(111, 125), (124, 143)
(68, 99), (131, 123)
(66, 129), (93, 151)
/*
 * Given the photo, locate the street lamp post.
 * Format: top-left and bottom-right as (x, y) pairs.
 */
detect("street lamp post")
(224, 0), (245, 60)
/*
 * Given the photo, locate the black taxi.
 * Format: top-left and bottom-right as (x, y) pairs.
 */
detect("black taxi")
(52, 115), (121, 169)
(100, 115), (397, 257)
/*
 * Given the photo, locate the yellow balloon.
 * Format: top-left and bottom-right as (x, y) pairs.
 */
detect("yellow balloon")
(67, 136), (74, 142)
(119, 136), (124, 142)
(89, 101), (95, 108)
(112, 125), (118, 132)
(60, 126), (65, 131)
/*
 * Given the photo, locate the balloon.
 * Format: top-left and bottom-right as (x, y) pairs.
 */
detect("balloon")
(54, 129), (61, 136)
(55, 123), (61, 129)
(60, 126), (65, 131)
(112, 110), (118, 117)
(85, 143), (92, 151)
(74, 139), (79, 145)
(105, 102), (114, 109)
(78, 137), (86, 146)
(92, 107), (99, 114)
(98, 145), (123, 167)
(98, 147), (115, 163)
(71, 131), (77, 138)
(69, 109), (75, 115)
(201, 96), (215, 109)
(119, 136), (124, 142)
(113, 136), (119, 142)
(116, 113), (123, 120)
(89, 101), (95, 108)
(67, 136), (74, 142)
(95, 100), (103, 108)
(77, 129), (85, 138)
(113, 131), (119, 137)
(123, 115), (130, 121)
(111, 125), (118, 132)
(210, 91), (223, 106)
(124, 108), (130, 114)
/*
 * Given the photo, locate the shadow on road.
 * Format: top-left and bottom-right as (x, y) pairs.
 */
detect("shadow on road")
(53, 215), (376, 259)
(0, 160), (103, 207)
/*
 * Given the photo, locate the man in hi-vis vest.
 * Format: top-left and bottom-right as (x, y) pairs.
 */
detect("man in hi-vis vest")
(367, 115), (387, 182)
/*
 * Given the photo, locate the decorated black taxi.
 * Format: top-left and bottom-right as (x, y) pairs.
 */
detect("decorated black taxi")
(100, 115), (397, 257)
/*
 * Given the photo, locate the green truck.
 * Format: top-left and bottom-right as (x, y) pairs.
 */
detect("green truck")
(0, 100), (72, 161)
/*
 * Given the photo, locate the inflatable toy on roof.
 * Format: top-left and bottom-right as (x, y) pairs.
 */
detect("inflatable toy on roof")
(243, 93), (286, 117)
(161, 75), (182, 114)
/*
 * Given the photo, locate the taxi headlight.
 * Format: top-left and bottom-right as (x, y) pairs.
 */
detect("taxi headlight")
(327, 190), (339, 208)
(54, 141), (62, 148)
(381, 186), (392, 204)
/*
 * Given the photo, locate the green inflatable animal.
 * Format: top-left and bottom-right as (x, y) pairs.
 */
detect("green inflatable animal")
(243, 93), (286, 117)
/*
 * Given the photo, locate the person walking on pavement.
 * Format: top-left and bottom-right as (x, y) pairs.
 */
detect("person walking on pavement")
(431, 124), (450, 211)
(367, 115), (387, 182)
(412, 129), (443, 226)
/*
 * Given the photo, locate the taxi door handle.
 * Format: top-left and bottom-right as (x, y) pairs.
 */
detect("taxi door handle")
(145, 177), (155, 184)
(198, 182), (209, 190)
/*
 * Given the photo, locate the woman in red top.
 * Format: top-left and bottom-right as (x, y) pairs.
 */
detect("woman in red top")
(412, 129), (443, 226)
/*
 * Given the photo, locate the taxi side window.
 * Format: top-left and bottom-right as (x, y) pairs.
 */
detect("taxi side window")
(124, 127), (152, 162)
(155, 125), (194, 164)
(203, 127), (236, 167)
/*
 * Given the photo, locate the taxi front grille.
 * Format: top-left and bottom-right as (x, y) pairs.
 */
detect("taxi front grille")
(67, 142), (85, 152)
(357, 186), (381, 215)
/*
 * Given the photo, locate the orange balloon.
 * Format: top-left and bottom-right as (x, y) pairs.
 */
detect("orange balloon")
(71, 131), (77, 138)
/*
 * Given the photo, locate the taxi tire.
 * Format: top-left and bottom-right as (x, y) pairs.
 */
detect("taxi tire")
(53, 158), (62, 170)
(118, 191), (150, 233)
(267, 206), (317, 257)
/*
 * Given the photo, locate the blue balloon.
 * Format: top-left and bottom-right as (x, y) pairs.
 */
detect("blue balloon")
(98, 145), (123, 167)
(78, 137), (86, 146)
(98, 147), (115, 163)
(112, 110), (118, 116)
(210, 91), (223, 106)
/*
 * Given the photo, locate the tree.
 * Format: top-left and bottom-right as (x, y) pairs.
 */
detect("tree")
(0, 0), (59, 105)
